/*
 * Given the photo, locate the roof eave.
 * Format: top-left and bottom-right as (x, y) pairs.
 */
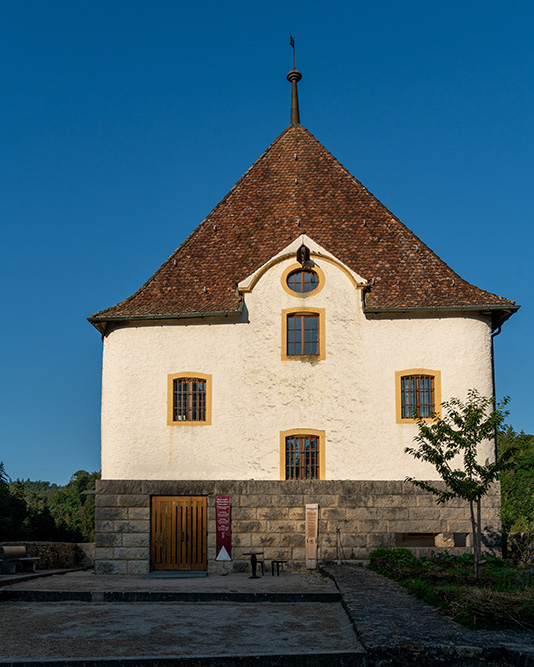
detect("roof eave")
(87, 301), (245, 336)
(363, 303), (520, 331)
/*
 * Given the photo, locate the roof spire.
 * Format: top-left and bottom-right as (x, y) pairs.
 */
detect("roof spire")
(287, 34), (302, 126)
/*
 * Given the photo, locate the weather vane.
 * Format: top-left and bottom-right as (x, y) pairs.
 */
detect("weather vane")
(287, 33), (302, 126)
(289, 33), (296, 70)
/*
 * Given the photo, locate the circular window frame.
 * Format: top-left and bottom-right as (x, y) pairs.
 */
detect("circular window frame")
(281, 262), (325, 297)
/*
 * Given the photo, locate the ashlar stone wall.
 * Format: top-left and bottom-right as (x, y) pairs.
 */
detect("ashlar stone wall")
(94, 479), (501, 575)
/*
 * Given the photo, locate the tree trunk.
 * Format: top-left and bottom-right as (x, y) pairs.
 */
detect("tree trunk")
(476, 497), (482, 572)
(470, 499), (479, 578)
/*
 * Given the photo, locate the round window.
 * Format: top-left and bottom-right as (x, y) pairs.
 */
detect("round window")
(286, 269), (319, 294)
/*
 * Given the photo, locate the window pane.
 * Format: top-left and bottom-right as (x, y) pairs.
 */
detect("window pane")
(287, 314), (319, 356)
(418, 376), (434, 418)
(285, 435), (319, 479)
(173, 378), (206, 422)
(287, 273), (299, 292)
(287, 269), (319, 294)
(401, 375), (434, 419)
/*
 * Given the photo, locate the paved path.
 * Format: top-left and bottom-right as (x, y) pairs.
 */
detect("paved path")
(1, 566), (534, 666)
(0, 571), (364, 666)
(0, 601), (362, 663)
(325, 564), (534, 666)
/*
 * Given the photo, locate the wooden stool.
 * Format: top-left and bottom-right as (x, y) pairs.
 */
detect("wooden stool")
(271, 559), (288, 576)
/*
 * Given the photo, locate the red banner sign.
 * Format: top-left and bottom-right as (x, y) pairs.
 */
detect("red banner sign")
(215, 495), (232, 561)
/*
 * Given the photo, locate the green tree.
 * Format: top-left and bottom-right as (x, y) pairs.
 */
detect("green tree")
(404, 390), (510, 578)
(498, 426), (534, 533)
(0, 463), (28, 540)
(48, 470), (99, 542)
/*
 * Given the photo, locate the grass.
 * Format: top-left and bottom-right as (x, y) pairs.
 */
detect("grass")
(368, 548), (534, 632)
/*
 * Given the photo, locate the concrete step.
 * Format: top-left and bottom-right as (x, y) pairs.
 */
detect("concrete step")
(0, 589), (341, 603)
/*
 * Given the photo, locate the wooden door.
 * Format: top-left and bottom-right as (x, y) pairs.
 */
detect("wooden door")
(151, 496), (207, 571)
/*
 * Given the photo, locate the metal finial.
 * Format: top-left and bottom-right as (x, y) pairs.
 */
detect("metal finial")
(287, 34), (302, 126)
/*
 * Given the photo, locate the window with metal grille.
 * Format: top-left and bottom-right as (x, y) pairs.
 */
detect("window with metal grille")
(287, 313), (319, 356)
(173, 378), (207, 422)
(286, 269), (319, 294)
(285, 435), (319, 479)
(400, 375), (435, 419)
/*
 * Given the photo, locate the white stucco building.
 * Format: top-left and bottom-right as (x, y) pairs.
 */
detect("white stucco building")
(90, 67), (517, 575)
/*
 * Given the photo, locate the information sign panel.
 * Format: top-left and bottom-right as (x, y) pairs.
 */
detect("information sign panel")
(215, 495), (232, 561)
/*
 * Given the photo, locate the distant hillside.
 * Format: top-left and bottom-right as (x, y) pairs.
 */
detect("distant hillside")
(1, 467), (100, 542)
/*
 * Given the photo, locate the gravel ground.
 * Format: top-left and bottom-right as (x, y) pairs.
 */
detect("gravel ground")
(0, 600), (360, 660)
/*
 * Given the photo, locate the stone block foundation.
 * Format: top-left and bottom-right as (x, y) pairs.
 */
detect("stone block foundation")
(94, 480), (501, 575)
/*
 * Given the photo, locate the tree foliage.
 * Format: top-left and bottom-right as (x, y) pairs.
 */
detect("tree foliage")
(0, 464), (28, 540)
(405, 391), (509, 503)
(47, 470), (99, 541)
(498, 426), (534, 533)
(404, 390), (510, 577)
(0, 463), (99, 542)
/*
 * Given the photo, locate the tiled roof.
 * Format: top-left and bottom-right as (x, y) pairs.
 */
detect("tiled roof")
(89, 125), (517, 332)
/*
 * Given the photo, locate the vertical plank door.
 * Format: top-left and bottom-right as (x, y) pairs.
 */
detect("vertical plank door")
(151, 496), (207, 571)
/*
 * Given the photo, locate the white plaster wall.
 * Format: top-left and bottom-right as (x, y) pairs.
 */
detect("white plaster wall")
(101, 256), (494, 481)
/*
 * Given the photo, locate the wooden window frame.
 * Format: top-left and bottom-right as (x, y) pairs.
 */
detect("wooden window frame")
(167, 372), (212, 426)
(281, 307), (326, 361)
(281, 262), (325, 297)
(279, 429), (326, 480)
(395, 369), (441, 423)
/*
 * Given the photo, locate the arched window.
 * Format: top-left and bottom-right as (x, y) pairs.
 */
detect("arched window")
(401, 375), (434, 418)
(285, 434), (319, 479)
(280, 429), (326, 480)
(287, 313), (319, 356)
(281, 308), (326, 360)
(395, 370), (441, 422)
(167, 373), (212, 425)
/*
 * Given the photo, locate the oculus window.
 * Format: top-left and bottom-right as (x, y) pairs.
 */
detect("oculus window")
(280, 262), (325, 297)
(286, 269), (319, 294)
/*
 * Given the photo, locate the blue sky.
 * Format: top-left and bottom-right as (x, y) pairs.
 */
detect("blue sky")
(1, 1), (533, 484)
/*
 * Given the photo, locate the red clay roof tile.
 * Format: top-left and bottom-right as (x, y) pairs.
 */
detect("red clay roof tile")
(89, 125), (517, 331)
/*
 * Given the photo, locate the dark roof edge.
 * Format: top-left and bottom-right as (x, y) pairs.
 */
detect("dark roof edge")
(364, 303), (520, 331)
(88, 301), (245, 335)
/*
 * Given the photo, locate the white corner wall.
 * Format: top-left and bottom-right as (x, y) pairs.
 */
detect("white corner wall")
(100, 255), (493, 481)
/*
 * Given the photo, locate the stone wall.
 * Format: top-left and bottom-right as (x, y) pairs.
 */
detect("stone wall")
(95, 480), (501, 575)
(1, 542), (94, 569)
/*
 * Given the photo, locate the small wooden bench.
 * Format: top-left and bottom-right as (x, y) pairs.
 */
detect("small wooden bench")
(0, 546), (40, 574)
